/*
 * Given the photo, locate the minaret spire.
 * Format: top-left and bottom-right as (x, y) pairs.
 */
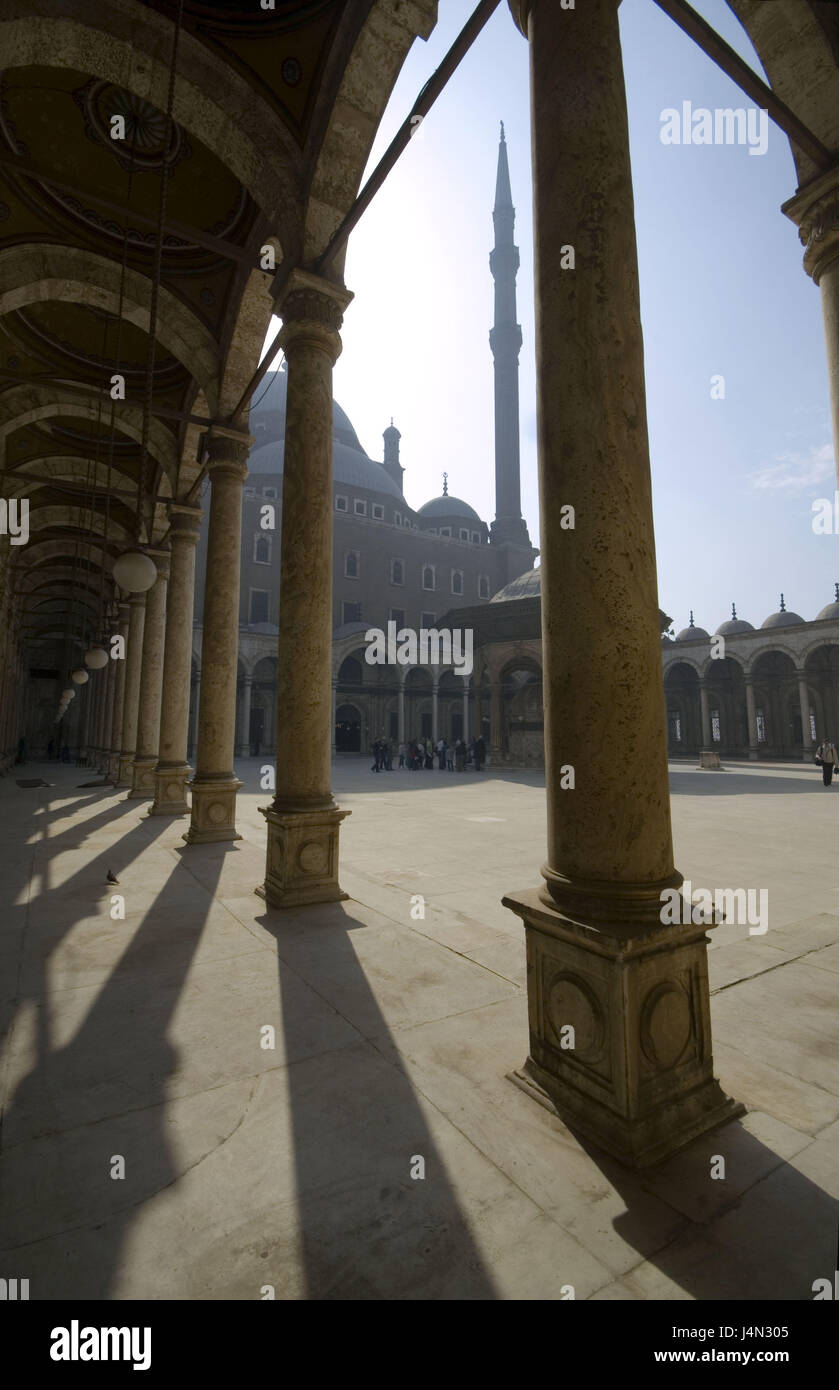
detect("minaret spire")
(490, 122), (531, 552)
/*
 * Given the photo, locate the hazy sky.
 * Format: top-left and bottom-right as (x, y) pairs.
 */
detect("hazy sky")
(266, 0), (837, 632)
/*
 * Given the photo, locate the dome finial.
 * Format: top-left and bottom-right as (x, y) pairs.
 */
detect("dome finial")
(834, 581), (838, 603)
(500, 120), (505, 142)
(689, 610), (695, 628)
(780, 593), (786, 612)
(731, 603), (737, 620)
(442, 470), (448, 497)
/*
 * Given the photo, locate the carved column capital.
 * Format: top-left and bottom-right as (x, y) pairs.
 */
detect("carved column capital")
(784, 169), (839, 284)
(276, 268), (353, 365)
(205, 429), (251, 481)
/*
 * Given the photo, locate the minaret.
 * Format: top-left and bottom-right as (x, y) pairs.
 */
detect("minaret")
(383, 419), (404, 493)
(489, 122), (530, 550)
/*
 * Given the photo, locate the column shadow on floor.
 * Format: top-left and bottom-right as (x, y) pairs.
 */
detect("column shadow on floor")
(0, 792), (225, 1299)
(257, 901), (500, 1300)
(572, 1118), (839, 1300)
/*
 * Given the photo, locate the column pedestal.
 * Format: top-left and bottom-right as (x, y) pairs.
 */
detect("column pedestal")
(257, 805), (350, 908)
(505, 889), (743, 1168)
(187, 773), (242, 842)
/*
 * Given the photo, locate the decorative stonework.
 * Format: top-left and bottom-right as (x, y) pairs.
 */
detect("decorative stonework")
(184, 775), (242, 843)
(127, 754), (157, 799)
(204, 431), (251, 478)
(505, 888), (743, 1168)
(783, 171), (839, 283)
(274, 268), (353, 365)
(257, 804), (350, 908)
(149, 762), (193, 817)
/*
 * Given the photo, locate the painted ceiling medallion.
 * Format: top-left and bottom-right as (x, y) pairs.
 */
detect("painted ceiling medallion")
(281, 58), (302, 87)
(76, 80), (190, 173)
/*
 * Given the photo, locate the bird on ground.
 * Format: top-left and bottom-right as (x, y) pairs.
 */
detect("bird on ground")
(106, 869), (120, 885)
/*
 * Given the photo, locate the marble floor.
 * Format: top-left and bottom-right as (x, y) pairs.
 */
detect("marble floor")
(1, 755), (837, 1300)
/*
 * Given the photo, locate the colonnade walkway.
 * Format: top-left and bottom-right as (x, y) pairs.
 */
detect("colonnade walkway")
(1, 758), (837, 1299)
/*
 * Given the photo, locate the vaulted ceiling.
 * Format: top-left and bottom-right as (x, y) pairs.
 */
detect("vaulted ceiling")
(0, 0), (436, 655)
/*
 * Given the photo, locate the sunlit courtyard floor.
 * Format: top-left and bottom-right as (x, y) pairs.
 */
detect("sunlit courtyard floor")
(1, 754), (837, 1300)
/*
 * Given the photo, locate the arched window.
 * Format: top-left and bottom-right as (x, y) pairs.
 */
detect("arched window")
(391, 558), (404, 585)
(451, 570), (463, 596)
(423, 565), (435, 591)
(345, 551), (359, 579)
(254, 535), (271, 564)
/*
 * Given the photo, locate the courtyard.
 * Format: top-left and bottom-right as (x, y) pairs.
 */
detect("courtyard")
(1, 756), (837, 1300)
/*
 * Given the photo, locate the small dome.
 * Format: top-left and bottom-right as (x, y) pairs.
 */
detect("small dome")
(817, 584), (839, 622)
(417, 494), (482, 525)
(491, 566), (542, 602)
(676, 611), (709, 642)
(761, 594), (805, 630)
(715, 603), (755, 637)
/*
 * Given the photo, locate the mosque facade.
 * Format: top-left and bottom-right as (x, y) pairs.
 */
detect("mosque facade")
(188, 127), (839, 769)
(190, 127), (538, 755)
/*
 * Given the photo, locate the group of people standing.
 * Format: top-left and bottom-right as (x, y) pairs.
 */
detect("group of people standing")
(371, 735), (486, 774)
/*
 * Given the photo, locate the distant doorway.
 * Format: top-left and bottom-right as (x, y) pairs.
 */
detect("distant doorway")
(336, 703), (361, 753)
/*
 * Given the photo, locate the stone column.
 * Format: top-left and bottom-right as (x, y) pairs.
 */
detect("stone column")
(784, 173), (839, 486)
(100, 647), (117, 776)
(91, 667), (106, 768)
(745, 677), (759, 761)
(128, 552), (169, 798)
(258, 270), (353, 907)
(798, 674), (814, 760)
(490, 681), (503, 764)
(151, 507), (202, 815)
(398, 674), (406, 744)
(185, 429), (249, 843)
(331, 679), (337, 756)
(431, 680), (439, 742)
(503, 0), (741, 1168)
(108, 602), (130, 782)
(237, 676), (253, 758)
(188, 667), (200, 760)
(699, 680), (713, 749)
(118, 593), (147, 784)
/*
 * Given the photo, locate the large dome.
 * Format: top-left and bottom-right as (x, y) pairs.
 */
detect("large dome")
(247, 438), (403, 498)
(250, 367), (365, 453)
(417, 494), (482, 525)
(491, 566), (541, 602)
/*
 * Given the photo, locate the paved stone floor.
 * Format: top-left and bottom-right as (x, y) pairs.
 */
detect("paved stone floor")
(1, 755), (837, 1300)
